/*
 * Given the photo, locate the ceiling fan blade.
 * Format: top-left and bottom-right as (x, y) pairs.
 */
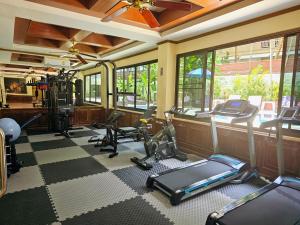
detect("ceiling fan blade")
(72, 62), (82, 68)
(50, 51), (69, 54)
(102, 6), (128, 22)
(153, 0), (192, 11)
(76, 54), (88, 64)
(79, 53), (97, 59)
(140, 9), (160, 28)
(60, 54), (71, 58)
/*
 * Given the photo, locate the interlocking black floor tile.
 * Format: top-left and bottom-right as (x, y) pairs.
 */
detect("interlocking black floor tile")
(70, 130), (99, 138)
(113, 163), (170, 195)
(0, 187), (57, 225)
(31, 138), (77, 151)
(62, 196), (174, 225)
(17, 152), (37, 167)
(14, 136), (29, 144)
(81, 144), (106, 156)
(40, 157), (108, 184)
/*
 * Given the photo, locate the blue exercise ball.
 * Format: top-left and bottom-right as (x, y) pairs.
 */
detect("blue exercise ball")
(0, 118), (21, 142)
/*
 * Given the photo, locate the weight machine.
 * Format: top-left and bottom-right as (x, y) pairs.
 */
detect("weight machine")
(47, 69), (83, 137)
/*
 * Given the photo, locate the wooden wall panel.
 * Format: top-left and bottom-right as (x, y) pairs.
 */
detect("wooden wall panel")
(0, 108), (48, 128)
(116, 110), (300, 179)
(173, 120), (213, 157)
(6, 95), (33, 103)
(0, 106), (106, 128)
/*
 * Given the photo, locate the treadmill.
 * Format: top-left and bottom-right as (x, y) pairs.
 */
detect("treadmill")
(147, 99), (259, 205)
(206, 106), (300, 225)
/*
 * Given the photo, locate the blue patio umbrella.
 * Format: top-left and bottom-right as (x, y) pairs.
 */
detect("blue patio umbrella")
(187, 68), (211, 78)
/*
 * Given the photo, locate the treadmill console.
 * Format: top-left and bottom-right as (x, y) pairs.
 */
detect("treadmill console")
(261, 106), (300, 129)
(280, 106), (300, 124)
(213, 100), (258, 118)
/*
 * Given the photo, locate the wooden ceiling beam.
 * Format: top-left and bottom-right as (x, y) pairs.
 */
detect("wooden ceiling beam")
(48, 0), (87, 9)
(25, 36), (62, 48)
(11, 52), (44, 63)
(59, 30), (93, 50)
(96, 47), (110, 54)
(111, 37), (129, 46)
(11, 53), (20, 62)
(158, 0), (259, 31)
(79, 0), (102, 10)
(27, 21), (70, 41)
(26, 0), (106, 17)
(3, 64), (31, 69)
(74, 43), (97, 53)
(14, 18), (31, 44)
(58, 27), (81, 39)
(157, 3), (203, 27)
(81, 33), (113, 48)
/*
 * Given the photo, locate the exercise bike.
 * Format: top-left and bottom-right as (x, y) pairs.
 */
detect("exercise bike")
(131, 107), (187, 170)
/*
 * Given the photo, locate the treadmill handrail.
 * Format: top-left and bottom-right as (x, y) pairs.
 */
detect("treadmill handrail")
(260, 118), (280, 129)
(230, 106), (258, 124)
(208, 182), (279, 221)
(205, 176), (300, 225)
(195, 101), (259, 123)
(274, 176), (300, 192)
(195, 111), (212, 119)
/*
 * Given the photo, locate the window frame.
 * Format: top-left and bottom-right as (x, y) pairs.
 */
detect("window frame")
(116, 59), (158, 111)
(175, 50), (215, 114)
(84, 73), (101, 104)
(175, 30), (300, 121)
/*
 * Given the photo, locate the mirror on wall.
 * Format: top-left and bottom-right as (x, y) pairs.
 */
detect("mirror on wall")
(0, 128), (7, 198)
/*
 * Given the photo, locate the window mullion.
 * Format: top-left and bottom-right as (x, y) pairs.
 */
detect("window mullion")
(147, 64), (150, 108)
(182, 56), (186, 110)
(202, 53), (208, 112)
(210, 51), (216, 111)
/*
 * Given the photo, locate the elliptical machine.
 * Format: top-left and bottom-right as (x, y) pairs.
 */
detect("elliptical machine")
(131, 107), (187, 170)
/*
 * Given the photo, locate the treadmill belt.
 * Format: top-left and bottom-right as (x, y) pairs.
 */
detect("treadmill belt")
(155, 161), (233, 191)
(219, 186), (300, 225)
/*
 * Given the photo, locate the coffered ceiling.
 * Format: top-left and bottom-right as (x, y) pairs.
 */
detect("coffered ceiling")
(0, 0), (299, 73)
(14, 17), (131, 55)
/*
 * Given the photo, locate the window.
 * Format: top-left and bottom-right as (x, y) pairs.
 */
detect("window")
(280, 34), (300, 108)
(116, 61), (158, 110)
(84, 74), (101, 103)
(175, 34), (300, 129)
(214, 37), (284, 122)
(280, 34), (300, 130)
(176, 51), (214, 115)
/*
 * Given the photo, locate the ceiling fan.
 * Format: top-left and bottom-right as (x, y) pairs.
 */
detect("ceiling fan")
(52, 40), (97, 64)
(102, 0), (193, 28)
